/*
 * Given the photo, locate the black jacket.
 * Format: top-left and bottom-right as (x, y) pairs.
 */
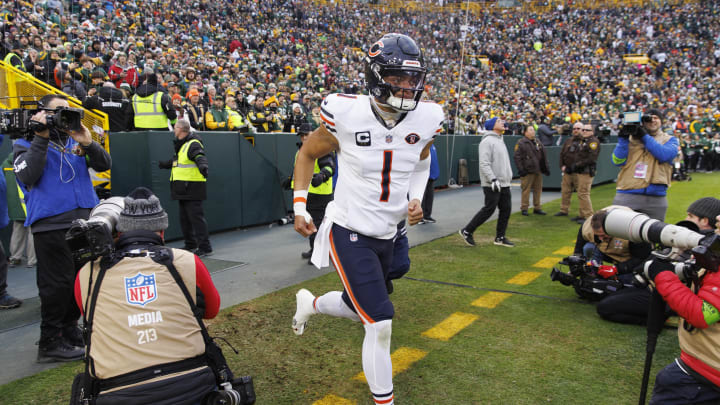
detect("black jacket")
(83, 86), (134, 132)
(514, 137), (550, 176)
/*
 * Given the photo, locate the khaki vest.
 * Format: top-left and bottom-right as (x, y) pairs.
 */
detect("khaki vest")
(582, 205), (632, 263)
(171, 139), (206, 182)
(679, 276), (720, 372)
(78, 249), (205, 380)
(132, 92), (167, 129)
(616, 131), (674, 191)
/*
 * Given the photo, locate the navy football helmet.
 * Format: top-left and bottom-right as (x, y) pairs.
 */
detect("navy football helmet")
(364, 33), (427, 112)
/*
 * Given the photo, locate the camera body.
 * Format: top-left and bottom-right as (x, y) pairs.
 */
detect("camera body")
(66, 197), (125, 262)
(202, 376), (256, 405)
(549, 255), (624, 301)
(618, 111), (649, 140)
(1, 102), (84, 139)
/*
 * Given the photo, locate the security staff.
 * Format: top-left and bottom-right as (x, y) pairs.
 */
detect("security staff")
(132, 71), (177, 131)
(83, 82), (134, 132)
(612, 108), (678, 220)
(292, 123), (334, 262)
(74, 187), (220, 403)
(159, 119), (212, 256)
(2, 44), (26, 71)
(555, 122), (600, 223)
(514, 124), (550, 216)
(14, 94), (111, 362)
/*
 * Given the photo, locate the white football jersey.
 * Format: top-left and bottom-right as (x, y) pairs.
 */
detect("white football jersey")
(320, 94), (444, 239)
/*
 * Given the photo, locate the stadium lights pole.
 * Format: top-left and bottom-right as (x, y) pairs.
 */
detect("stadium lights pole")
(446, 0), (471, 187)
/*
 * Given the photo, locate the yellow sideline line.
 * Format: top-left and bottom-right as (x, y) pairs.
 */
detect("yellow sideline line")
(506, 271), (541, 285)
(421, 312), (479, 341)
(313, 394), (356, 405)
(471, 291), (511, 308)
(553, 246), (575, 256)
(532, 257), (563, 268)
(353, 347), (428, 382)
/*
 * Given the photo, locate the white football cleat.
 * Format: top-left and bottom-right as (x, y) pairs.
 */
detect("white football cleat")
(292, 288), (316, 336)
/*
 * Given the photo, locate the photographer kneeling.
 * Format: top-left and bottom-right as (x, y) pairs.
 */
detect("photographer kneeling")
(647, 209), (720, 405)
(73, 187), (221, 404)
(596, 199), (720, 326)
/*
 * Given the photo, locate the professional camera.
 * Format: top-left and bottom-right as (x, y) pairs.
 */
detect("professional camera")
(202, 376), (256, 405)
(549, 255), (624, 301)
(601, 209), (720, 281)
(618, 111), (650, 140)
(66, 197), (125, 262)
(0, 101), (84, 139)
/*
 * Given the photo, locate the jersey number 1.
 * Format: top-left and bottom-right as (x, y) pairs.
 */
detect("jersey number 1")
(380, 150), (393, 202)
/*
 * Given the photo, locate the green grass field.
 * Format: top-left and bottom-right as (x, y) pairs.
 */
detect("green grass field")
(1, 173), (717, 404)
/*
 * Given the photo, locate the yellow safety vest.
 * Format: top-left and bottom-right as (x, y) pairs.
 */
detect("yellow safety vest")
(291, 151), (332, 195)
(3, 52), (25, 71)
(132, 92), (168, 129)
(171, 139), (206, 182)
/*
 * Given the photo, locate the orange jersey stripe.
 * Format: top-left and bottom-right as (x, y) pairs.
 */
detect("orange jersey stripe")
(320, 114), (335, 126)
(329, 232), (375, 324)
(293, 197), (307, 204)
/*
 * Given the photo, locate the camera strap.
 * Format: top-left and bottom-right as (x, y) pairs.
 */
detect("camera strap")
(148, 246), (233, 384)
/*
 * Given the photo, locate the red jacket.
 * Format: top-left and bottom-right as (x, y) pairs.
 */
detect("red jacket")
(108, 64), (139, 89)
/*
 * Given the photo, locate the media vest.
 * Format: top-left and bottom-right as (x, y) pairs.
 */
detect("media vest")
(678, 271), (720, 381)
(132, 92), (167, 129)
(581, 208), (632, 265)
(616, 131), (673, 191)
(3, 52), (25, 71)
(77, 249), (205, 381)
(291, 151), (333, 196)
(171, 139), (206, 182)
(16, 137), (98, 227)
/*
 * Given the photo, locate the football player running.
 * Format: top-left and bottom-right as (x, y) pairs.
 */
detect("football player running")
(292, 33), (444, 405)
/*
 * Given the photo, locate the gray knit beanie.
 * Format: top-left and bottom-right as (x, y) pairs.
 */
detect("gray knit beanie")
(688, 197), (720, 228)
(116, 187), (169, 232)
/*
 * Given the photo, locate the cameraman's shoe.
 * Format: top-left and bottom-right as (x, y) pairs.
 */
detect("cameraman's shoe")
(195, 247), (213, 257)
(494, 236), (515, 247)
(458, 229), (475, 246)
(63, 326), (84, 348)
(292, 289), (316, 336)
(37, 337), (84, 363)
(301, 249), (313, 259)
(0, 293), (22, 309)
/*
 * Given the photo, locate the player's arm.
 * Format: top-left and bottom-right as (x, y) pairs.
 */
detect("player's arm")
(406, 140), (433, 226)
(293, 125), (339, 237)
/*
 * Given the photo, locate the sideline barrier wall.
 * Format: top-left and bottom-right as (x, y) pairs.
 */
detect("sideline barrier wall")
(107, 132), (621, 241)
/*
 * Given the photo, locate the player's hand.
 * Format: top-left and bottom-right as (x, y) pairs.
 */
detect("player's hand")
(294, 215), (316, 237)
(407, 199), (423, 226)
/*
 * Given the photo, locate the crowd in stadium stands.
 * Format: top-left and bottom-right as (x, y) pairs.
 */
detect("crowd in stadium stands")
(1, 0), (720, 168)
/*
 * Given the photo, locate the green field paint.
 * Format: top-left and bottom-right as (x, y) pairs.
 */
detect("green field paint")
(354, 347), (428, 381)
(421, 312), (479, 341)
(553, 246), (575, 256)
(532, 257), (563, 268)
(506, 271), (541, 285)
(313, 394), (356, 405)
(471, 292), (512, 308)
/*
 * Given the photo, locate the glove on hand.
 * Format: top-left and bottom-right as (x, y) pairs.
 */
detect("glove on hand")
(198, 164), (209, 178)
(645, 259), (675, 282)
(158, 159), (173, 169)
(490, 179), (501, 193)
(311, 172), (326, 187)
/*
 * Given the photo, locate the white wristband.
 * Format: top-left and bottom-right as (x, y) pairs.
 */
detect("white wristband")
(293, 190), (312, 223)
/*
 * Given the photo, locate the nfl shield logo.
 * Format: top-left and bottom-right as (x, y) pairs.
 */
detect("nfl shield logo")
(125, 272), (158, 307)
(385, 134), (393, 143)
(349, 233), (358, 242)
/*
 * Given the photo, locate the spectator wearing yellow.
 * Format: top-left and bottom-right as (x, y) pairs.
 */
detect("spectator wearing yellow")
(205, 97), (231, 131)
(225, 97), (249, 132)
